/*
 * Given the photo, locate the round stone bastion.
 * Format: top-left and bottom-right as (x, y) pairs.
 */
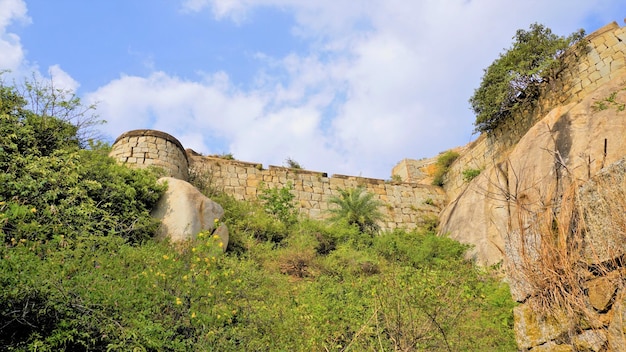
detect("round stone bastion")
(109, 129), (189, 181)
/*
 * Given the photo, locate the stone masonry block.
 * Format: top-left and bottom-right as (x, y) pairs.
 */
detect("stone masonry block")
(605, 34), (620, 47)
(615, 28), (626, 43)
(611, 60), (625, 72)
(589, 71), (602, 82)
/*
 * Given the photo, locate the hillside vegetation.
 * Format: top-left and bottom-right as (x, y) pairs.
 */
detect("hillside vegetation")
(0, 80), (516, 350)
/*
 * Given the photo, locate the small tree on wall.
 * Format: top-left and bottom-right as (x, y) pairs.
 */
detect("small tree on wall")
(469, 23), (585, 133)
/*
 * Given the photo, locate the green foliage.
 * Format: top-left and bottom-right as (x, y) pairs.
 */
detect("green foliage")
(216, 152), (235, 160)
(216, 193), (289, 250)
(387, 174), (403, 183)
(592, 89), (626, 112)
(284, 157), (303, 169)
(462, 167), (482, 182)
(470, 23), (585, 132)
(258, 182), (297, 225)
(0, 81), (165, 244)
(1, 212), (517, 351)
(16, 73), (103, 145)
(0, 73), (517, 352)
(373, 229), (468, 269)
(432, 150), (460, 186)
(327, 186), (386, 235)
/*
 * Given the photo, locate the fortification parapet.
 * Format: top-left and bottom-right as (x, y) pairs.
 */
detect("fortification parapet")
(187, 154), (446, 231)
(109, 129), (189, 180)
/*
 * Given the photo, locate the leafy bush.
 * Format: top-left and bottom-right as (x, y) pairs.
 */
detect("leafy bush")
(470, 23), (585, 133)
(258, 182), (297, 225)
(0, 83), (164, 244)
(373, 228), (468, 268)
(215, 193), (289, 250)
(432, 150), (460, 186)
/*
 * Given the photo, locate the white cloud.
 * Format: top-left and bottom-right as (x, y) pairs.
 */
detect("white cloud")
(91, 0), (626, 178)
(0, 0), (29, 72)
(48, 65), (80, 92)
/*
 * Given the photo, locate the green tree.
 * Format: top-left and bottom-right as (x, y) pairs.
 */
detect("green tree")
(18, 74), (103, 145)
(327, 186), (385, 234)
(470, 23), (585, 133)
(0, 78), (164, 244)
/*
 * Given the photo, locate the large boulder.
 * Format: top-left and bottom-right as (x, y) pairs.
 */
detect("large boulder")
(440, 73), (626, 272)
(151, 177), (228, 249)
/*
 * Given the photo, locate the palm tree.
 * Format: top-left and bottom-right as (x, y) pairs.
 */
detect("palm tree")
(327, 186), (386, 234)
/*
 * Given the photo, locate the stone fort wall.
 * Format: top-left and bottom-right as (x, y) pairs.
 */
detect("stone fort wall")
(109, 131), (446, 231)
(187, 155), (446, 231)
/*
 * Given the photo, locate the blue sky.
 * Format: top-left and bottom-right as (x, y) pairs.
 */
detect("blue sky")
(2, 0), (626, 178)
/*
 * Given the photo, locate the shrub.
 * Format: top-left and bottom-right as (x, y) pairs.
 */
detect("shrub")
(462, 168), (482, 182)
(284, 157), (303, 169)
(258, 182), (297, 225)
(0, 84), (165, 244)
(431, 150), (460, 186)
(373, 228), (469, 269)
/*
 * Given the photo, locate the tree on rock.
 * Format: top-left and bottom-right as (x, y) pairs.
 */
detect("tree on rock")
(470, 23), (585, 133)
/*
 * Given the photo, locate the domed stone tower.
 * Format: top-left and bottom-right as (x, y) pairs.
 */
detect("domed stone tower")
(109, 129), (189, 180)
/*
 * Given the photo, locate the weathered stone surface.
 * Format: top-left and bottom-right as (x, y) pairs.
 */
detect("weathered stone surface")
(608, 292), (626, 350)
(571, 329), (607, 352)
(438, 167), (508, 267)
(528, 341), (573, 352)
(577, 158), (626, 264)
(586, 274), (619, 312)
(151, 177), (228, 249)
(440, 74), (626, 300)
(438, 22), (626, 273)
(514, 302), (570, 350)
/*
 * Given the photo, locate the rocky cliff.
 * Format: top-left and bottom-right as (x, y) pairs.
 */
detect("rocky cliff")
(437, 21), (626, 350)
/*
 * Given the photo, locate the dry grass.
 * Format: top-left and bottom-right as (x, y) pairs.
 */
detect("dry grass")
(512, 165), (626, 337)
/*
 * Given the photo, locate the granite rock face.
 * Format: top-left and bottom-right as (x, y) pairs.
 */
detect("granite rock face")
(437, 22), (626, 350)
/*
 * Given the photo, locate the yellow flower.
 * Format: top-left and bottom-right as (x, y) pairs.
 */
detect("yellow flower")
(192, 247), (197, 252)
(176, 297), (182, 305)
(30, 208), (37, 213)
(214, 218), (219, 224)
(212, 234), (220, 240)
(162, 254), (169, 260)
(218, 242), (224, 248)
(182, 275), (188, 280)
(191, 312), (197, 318)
